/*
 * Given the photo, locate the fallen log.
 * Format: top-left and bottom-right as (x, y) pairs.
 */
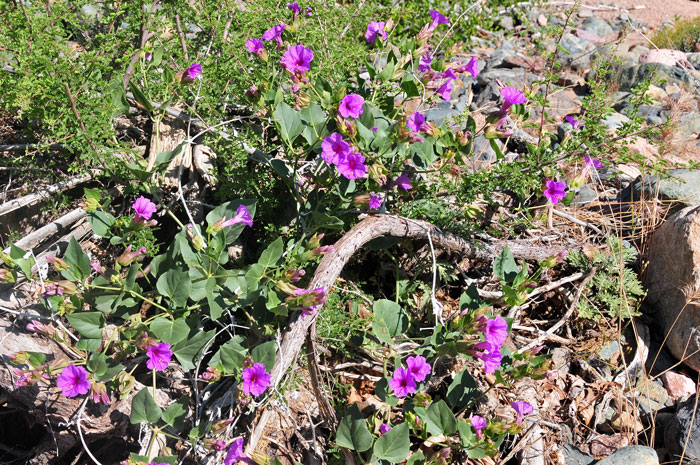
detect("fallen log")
(246, 214), (576, 455)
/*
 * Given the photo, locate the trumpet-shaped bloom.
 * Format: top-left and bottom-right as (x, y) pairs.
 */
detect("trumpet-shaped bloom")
(543, 179), (567, 205)
(245, 38), (264, 55)
(394, 173), (412, 191)
(146, 342), (173, 371)
(336, 151), (368, 180)
(365, 21), (387, 44)
(241, 363), (271, 396)
(184, 63), (202, 82)
(406, 355), (431, 382)
(418, 52), (432, 72)
(407, 112), (426, 133)
(262, 23), (285, 47)
(288, 2), (300, 14)
(483, 316), (508, 347)
(472, 341), (502, 374)
(223, 204), (254, 228)
(338, 94), (364, 119)
(441, 68), (457, 80)
(511, 401), (533, 425)
(470, 415), (487, 439)
(429, 10), (450, 30)
(499, 86), (527, 114)
(132, 196), (157, 222)
(56, 364), (91, 398)
(389, 367), (417, 397)
(224, 437), (250, 465)
(584, 156), (602, 168)
(379, 423), (392, 435)
(321, 132), (350, 165)
(462, 56), (479, 78)
(369, 194), (382, 210)
(437, 80), (452, 101)
(281, 44), (314, 73)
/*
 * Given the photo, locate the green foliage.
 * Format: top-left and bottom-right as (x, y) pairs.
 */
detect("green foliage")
(653, 16), (700, 52)
(569, 236), (646, 321)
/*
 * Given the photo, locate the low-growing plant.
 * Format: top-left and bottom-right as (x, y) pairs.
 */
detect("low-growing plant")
(653, 16), (700, 53)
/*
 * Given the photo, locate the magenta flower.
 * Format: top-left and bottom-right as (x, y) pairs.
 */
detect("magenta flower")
(471, 341), (502, 374)
(389, 367), (417, 398)
(462, 56), (479, 78)
(89, 382), (111, 405)
(321, 132), (350, 165)
(224, 204), (254, 228)
(379, 423), (392, 435)
(429, 10), (450, 30)
(470, 415), (487, 439)
(483, 316), (508, 347)
(406, 355), (431, 382)
(584, 156), (602, 168)
(511, 401), (533, 425)
(41, 283), (64, 298)
(288, 2), (300, 15)
(241, 363), (271, 396)
(499, 86), (527, 114)
(365, 21), (387, 44)
(338, 94), (365, 119)
(285, 268), (306, 282)
(281, 44), (314, 74)
(132, 196), (157, 222)
(369, 194), (382, 210)
(224, 437), (250, 465)
(245, 38), (264, 56)
(418, 52), (432, 72)
(441, 68), (457, 80)
(184, 63), (202, 82)
(336, 151), (368, 180)
(407, 112), (426, 133)
(56, 364), (91, 398)
(146, 342), (173, 371)
(394, 173), (412, 191)
(262, 23), (286, 47)
(145, 52), (153, 62)
(565, 115), (583, 129)
(543, 179), (567, 205)
(437, 80), (452, 101)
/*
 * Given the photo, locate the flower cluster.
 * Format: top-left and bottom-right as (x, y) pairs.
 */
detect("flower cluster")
(389, 355), (431, 397)
(471, 315), (508, 374)
(320, 131), (368, 180)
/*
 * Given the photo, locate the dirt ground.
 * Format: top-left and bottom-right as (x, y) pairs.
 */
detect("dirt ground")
(578, 0), (700, 29)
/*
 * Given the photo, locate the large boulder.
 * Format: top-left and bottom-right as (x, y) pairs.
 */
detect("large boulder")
(646, 206), (700, 371)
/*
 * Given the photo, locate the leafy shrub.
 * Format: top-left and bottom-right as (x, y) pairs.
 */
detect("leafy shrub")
(653, 16), (700, 52)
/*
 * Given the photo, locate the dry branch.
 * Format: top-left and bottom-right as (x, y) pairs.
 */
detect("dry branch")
(246, 214), (576, 454)
(0, 173), (95, 218)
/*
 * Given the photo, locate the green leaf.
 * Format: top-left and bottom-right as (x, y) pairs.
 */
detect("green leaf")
(373, 422), (409, 462)
(26, 351), (46, 367)
(378, 59), (396, 81)
(129, 81), (154, 112)
(76, 338), (101, 351)
(300, 103), (327, 146)
(156, 269), (192, 308)
(401, 73), (420, 98)
(87, 352), (108, 376)
(172, 330), (214, 370)
(214, 338), (247, 373)
(95, 361), (125, 382)
(375, 377), (399, 407)
(66, 312), (105, 339)
(415, 400), (456, 436)
(87, 210), (116, 237)
(273, 101), (303, 143)
(130, 388), (162, 424)
(63, 237), (92, 281)
(336, 404), (373, 452)
(258, 237), (284, 268)
(406, 450), (426, 465)
(245, 263), (265, 292)
(9, 244), (34, 279)
(251, 340), (276, 372)
(372, 299), (408, 345)
(162, 397), (188, 429)
(150, 317), (189, 345)
(493, 246), (519, 283)
(154, 144), (184, 172)
(489, 139), (504, 160)
(446, 367), (478, 408)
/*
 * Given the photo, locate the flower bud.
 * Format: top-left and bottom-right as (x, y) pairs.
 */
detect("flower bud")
(275, 280), (300, 296)
(199, 366), (221, 382)
(368, 163), (388, 186)
(89, 382), (111, 405)
(117, 245), (147, 266)
(9, 352), (29, 364)
(46, 256), (69, 272)
(284, 268), (306, 283)
(420, 121), (439, 138)
(116, 371), (136, 397)
(0, 268), (15, 283)
(353, 194), (370, 208)
(56, 280), (77, 296)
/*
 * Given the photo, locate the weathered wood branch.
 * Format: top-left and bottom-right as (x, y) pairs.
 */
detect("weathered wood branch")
(246, 214), (573, 454)
(0, 172), (96, 218)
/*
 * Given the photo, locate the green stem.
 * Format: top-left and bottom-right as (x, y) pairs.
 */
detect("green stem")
(89, 284), (169, 313)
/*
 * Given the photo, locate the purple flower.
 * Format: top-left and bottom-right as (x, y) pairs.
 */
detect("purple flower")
(407, 112), (426, 133)
(223, 204), (254, 228)
(394, 173), (412, 191)
(145, 52), (153, 62)
(462, 56), (479, 78)
(389, 367), (417, 398)
(338, 94), (365, 119)
(365, 21), (387, 44)
(41, 283), (64, 298)
(288, 2), (300, 15)
(224, 437), (250, 465)
(471, 341), (502, 374)
(429, 10), (450, 30)
(241, 363), (271, 396)
(499, 86), (527, 114)
(132, 196), (157, 222)
(336, 151), (368, 180)
(406, 355), (431, 382)
(184, 63), (202, 82)
(369, 194), (382, 210)
(437, 80), (452, 101)
(441, 68), (457, 80)
(321, 132), (350, 165)
(418, 52), (432, 72)
(285, 268), (306, 282)
(281, 44), (314, 74)
(511, 401), (533, 425)
(379, 423), (392, 435)
(565, 115), (583, 129)
(584, 156), (602, 168)
(262, 23), (286, 47)
(56, 364), (91, 398)
(470, 415), (487, 439)
(146, 342), (172, 371)
(245, 38), (264, 56)
(483, 316), (508, 347)
(543, 179), (567, 205)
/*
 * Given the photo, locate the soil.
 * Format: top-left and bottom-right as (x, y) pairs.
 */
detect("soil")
(579, 0), (700, 30)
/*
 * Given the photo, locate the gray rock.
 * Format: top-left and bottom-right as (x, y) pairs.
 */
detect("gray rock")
(599, 340), (621, 361)
(602, 112), (630, 130)
(578, 8), (593, 18)
(562, 443), (594, 465)
(630, 169), (700, 209)
(572, 186), (597, 206)
(666, 395), (700, 463)
(470, 135), (503, 164)
(620, 104), (669, 125)
(678, 112), (700, 138)
(424, 106), (460, 127)
(473, 70), (541, 108)
(686, 52), (700, 70)
(582, 17), (614, 36)
(596, 446), (659, 465)
(499, 15), (514, 31)
(558, 33), (596, 71)
(617, 63), (700, 95)
(635, 374), (669, 414)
